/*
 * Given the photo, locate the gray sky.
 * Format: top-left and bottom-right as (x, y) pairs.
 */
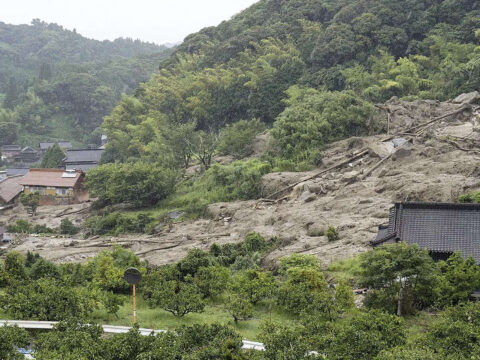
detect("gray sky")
(1, 0), (259, 45)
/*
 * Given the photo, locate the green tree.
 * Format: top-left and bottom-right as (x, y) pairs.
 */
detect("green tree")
(193, 265), (230, 299)
(217, 118), (266, 159)
(278, 266), (334, 317)
(60, 217), (79, 235)
(229, 269), (275, 305)
(40, 143), (65, 168)
(225, 292), (254, 323)
(259, 321), (311, 360)
(20, 192), (40, 216)
(335, 280), (355, 312)
(436, 252), (480, 307)
(3, 77), (19, 110)
(328, 310), (406, 360)
(85, 162), (177, 207)
(0, 325), (30, 360)
(360, 242), (439, 316)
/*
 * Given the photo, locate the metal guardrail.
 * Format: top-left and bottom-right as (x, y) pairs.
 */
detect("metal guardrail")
(0, 320), (266, 351)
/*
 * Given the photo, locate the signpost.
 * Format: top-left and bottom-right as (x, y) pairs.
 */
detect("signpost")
(123, 267), (142, 324)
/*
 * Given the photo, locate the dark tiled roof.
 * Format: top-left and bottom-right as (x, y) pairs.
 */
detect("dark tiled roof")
(64, 149), (103, 164)
(372, 202), (480, 263)
(39, 141), (72, 150)
(1, 145), (21, 151)
(6, 168), (29, 177)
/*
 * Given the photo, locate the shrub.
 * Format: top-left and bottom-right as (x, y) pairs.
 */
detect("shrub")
(6, 219), (31, 233)
(85, 212), (154, 235)
(217, 118), (266, 159)
(458, 191), (480, 203)
(60, 218), (79, 235)
(326, 226), (339, 241)
(278, 254), (321, 275)
(243, 232), (267, 253)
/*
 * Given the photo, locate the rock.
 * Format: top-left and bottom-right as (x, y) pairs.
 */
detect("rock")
(341, 170), (359, 183)
(392, 138), (408, 148)
(453, 91), (480, 104)
(306, 183), (327, 195)
(153, 223), (165, 233)
(213, 155), (234, 165)
(185, 165), (202, 177)
(307, 223), (326, 237)
(368, 142), (394, 159)
(392, 148), (412, 161)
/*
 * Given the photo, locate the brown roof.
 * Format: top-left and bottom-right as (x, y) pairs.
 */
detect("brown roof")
(20, 169), (83, 188)
(0, 175), (23, 203)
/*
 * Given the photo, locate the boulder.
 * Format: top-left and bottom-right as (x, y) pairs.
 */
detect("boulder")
(368, 142), (394, 159)
(341, 170), (359, 183)
(452, 91), (480, 104)
(306, 223), (326, 237)
(392, 148), (412, 161)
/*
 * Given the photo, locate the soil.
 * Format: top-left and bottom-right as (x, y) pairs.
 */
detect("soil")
(2, 94), (480, 268)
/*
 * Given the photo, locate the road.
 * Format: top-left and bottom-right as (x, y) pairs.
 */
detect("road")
(0, 320), (266, 351)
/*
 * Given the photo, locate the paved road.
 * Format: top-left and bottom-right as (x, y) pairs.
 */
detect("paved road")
(0, 320), (266, 351)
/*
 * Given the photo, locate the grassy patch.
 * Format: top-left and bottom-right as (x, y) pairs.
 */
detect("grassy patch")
(326, 255), (363, 285)
(91, 295), (294, 341)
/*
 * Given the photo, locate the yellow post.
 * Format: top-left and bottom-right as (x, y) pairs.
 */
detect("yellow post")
(133, 284), (137, 324)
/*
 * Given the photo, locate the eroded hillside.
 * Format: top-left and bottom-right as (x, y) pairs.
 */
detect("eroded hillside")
(2, 93), (480, 266)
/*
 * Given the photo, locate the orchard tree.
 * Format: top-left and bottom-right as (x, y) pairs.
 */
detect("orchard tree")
(360, 242), (439, 316)
(0, 325), (30, 360)
(225, 292), (254, 323)
(229, 269), (275, 305)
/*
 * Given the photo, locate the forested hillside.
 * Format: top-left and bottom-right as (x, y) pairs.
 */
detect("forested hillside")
(0, 20), (172, 146)
(95, 0), (480, 218)
(104, 0), (480, 166)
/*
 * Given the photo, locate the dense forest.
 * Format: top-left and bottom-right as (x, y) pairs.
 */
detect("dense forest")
(0, 20), (172, 146)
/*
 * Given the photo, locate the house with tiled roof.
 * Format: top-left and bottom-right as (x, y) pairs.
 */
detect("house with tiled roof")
(372, 202), (480, 263)
(0, 175), (23, 206)
(39, 141), (72, 153)
(20, 168), (88, 205)
(64, 149), (104, 171)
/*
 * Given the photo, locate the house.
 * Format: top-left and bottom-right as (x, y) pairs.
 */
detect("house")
(372, 202), (480, 263)
(0, 175), (23, 206)
(39, 141), (72, 153)
(13, 147), (40, 163)
(6, 168), (29, 177)
(20, 168), (88, 205)
(0, 145), (22, 161)
(64, 149), (104, 172)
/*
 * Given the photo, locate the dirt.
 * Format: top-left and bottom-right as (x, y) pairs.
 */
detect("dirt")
(2, 94), (480, 268)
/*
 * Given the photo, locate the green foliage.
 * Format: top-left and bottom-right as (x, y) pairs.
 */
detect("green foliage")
(177, 248), (217, 277)
(40, 143), (65, 168)
(34, 320), (104, 360)
(60, 217), (79, 235)
(375, 346), (437, 360)
(278, 254), (321, 275)
(271, 87), (375, 165)
(229, 269), (275, 305)
(259, 321), (311, 360)
(193, 265), (230, 299)
(278, 266), (335, 317)
(85, 162), (177, 207)
(437, 252), (480, 307)
(328, 310), (407, 360)
(335, 280), (355, 311)
(102, 292), (125, 318)
(458, 191), (480, 203)
(0, 278), (98, 321)
(360, 242), (440, 315)
(225, 292), (254, 323)
(244, 232), (268, 253)
(423, 303), (480, 359)
(326, 226), (339, 241)
(85, 211), (154, 236)
(20, 192), (40, 216)
(217, 118), (266, 159)
(6, 219), (55, 234)
(0, 325), (30, 360)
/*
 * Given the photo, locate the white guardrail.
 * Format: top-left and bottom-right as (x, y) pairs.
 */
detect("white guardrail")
(0, 320), (266, 351)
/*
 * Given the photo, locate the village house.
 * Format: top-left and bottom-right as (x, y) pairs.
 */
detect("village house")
(39, 141), (72, 153)
(0, 145), (22, 161)
(372, 202), (480, 263)
(0, 175), (23, 206)
(20, 168), (88, 205)
(64, 149), (104, 172)
(13, 146), (40, 163)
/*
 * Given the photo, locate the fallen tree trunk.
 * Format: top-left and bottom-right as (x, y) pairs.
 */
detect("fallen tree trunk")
(266, 149), (369, 199)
